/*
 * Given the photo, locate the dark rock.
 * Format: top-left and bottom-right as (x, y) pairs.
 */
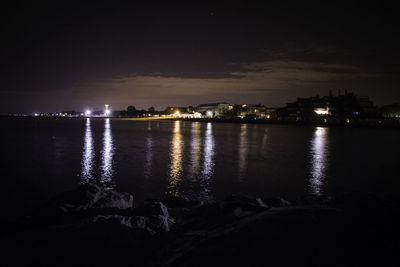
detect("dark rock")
(163, 196), (201, 209)
(128, 200), (175, 233)
(92, 189), (133, 210)
(260, 196), (292, 207)
(294, 195), (333, 206)
(177, 203), (224, 231)
(221, 194), (269, 217)
(329, 191), (389, 212)
(7, 185), (400, 267)
(31, 183), (133, 225)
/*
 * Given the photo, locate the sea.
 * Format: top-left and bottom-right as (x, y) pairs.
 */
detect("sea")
(1, 117), (399, 218)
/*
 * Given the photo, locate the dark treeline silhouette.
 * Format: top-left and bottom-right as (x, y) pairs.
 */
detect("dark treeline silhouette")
(114, 106), (159, 117)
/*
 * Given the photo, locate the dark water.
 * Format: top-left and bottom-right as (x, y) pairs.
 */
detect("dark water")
(1, 117), (399, 218)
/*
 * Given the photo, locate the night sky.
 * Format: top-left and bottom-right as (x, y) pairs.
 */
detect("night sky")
(1, 1), (399, 114)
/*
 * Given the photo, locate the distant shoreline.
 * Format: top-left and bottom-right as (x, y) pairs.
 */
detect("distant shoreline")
(124, 117), (400, 129)
(3, 115), (400, 129)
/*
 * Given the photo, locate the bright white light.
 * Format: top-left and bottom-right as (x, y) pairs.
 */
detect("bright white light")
(105, 110), (111, 115)
(85, 110), (91, 116)
(34, 113), (39, 116)
(172, 111), (180, 118)
(206, 111), (213, 117)
(194, 112), (202, 118)
(203, 123), (215, 178)
(314, 108), (329, 115)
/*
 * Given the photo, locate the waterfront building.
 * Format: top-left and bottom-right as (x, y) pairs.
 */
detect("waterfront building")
(238, 104), (276, 119)
(277, 91), (378, 122)
(196, 103), (231, 118)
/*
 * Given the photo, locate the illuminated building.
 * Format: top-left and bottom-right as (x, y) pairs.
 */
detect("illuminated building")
(314, 107), (330, 115)
(171, 111), (203, 119)
(238, 104), (275, 119)
(196, 103), (230, 118)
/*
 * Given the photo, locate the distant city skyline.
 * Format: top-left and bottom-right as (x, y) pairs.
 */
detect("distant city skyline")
(1, 2), (399, 113)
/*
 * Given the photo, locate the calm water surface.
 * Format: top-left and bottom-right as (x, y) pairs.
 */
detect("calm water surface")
(1, 117), (399, 218)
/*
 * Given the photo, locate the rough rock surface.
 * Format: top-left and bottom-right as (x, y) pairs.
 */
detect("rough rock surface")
(4, 184), (400, 267)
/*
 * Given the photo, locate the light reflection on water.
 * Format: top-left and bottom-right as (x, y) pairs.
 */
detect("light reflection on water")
(101, 119), (115, 190)
(78, 120), (333, 198)
(168, 121), (183, 196)
(238, 124), (248, 180)
(309, 127), (329, 195)
(190, 122), (201, 181)
(261, 129), (268, 152)
(200, 122), (215, 201)
(81, 118), (94, 183)
(144, 121), (152, 179)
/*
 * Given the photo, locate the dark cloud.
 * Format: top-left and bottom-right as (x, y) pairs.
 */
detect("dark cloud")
(61, 59), (388, 111)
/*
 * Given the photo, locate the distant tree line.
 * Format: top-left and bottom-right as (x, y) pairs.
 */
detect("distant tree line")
(380, 103), (400, 118)
(111, 106), (158, 117)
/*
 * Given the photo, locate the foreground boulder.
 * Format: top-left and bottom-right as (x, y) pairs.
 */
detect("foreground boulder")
(5, 184), (400, 267)
(31, 183), (133, 224)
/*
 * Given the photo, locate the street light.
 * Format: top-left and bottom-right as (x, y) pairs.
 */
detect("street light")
(104, 104), (110, 116)
(85, 110), (92, 116)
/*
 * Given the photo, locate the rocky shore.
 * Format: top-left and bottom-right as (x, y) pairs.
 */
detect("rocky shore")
(5, 183), (400, 267)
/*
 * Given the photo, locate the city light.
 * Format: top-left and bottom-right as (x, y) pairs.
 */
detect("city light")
(171, 111), (181, 118)
(314, 108), (329, 115)
(85, 110), (92, 116)
(194, 112), (202, 118)
(172, 111), (180, 118)
(104, 104), (110, 116)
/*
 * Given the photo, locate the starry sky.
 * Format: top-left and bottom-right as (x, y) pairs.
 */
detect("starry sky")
(1, 1), (399, 113)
